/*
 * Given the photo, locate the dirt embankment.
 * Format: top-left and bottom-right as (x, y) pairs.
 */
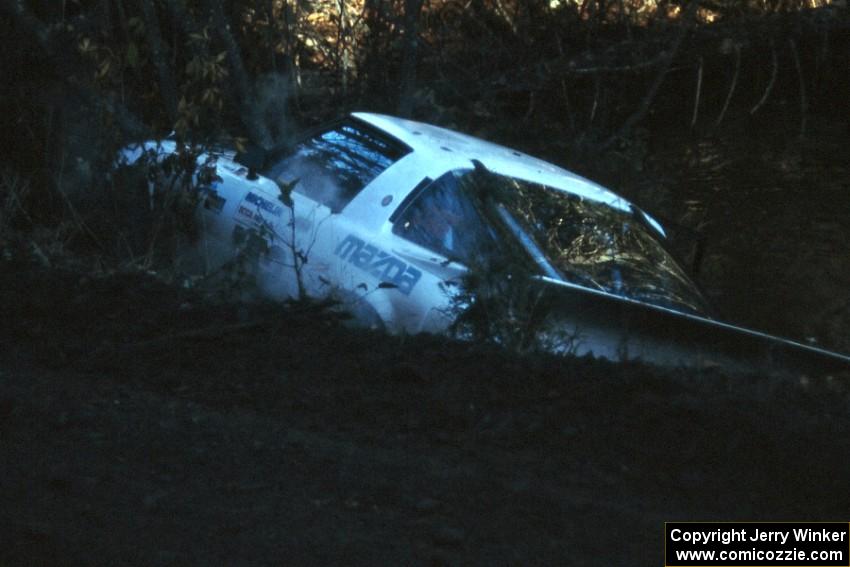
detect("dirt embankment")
(1, 261), (850, 566)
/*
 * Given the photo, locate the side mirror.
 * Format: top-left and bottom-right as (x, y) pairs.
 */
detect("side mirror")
(234, 144), (268, 180)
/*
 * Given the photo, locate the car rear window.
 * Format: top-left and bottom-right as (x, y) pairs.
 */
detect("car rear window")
(263, 119), (410, 212)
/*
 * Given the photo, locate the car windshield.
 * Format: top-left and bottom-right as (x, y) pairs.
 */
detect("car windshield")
(457, 169), (710, 315)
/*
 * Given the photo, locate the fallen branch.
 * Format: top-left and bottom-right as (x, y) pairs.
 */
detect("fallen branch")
(715, 43), (740, 128)
(789, 38), (808, 139)
(691, 55), (703, 128)
(750, 40), (778, 115)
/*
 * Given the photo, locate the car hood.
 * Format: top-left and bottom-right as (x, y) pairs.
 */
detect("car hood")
(532, 275), (850, 376)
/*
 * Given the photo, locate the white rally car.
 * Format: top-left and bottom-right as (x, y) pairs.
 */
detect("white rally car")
(121, 112), (850, 373)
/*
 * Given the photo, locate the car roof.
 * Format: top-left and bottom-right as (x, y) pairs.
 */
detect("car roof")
(351, 112), (633, 213)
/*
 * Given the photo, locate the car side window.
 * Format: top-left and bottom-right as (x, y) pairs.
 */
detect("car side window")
(263, 120), (410, 213)
(392, 170), (498, 265)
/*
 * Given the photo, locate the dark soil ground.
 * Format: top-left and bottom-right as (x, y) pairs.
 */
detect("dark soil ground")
(2, 261), (850, 566)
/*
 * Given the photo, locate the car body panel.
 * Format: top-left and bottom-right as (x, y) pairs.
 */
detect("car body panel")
(118, 113), (850, 375)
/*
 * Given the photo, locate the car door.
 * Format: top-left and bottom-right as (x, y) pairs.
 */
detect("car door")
(383, 169), (506, 333)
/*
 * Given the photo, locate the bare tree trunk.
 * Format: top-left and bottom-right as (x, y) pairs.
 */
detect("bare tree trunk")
(140, 0), (179, 124)
(114, 0), (132, 45)
(397, 0), (424, 117)
(362, 0), (388, 96)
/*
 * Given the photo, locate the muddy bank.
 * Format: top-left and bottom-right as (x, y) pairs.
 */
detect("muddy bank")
(1, 262), (849, 565)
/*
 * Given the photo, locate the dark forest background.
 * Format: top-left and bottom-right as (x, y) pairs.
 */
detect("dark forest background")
(1, 0), (849, 349)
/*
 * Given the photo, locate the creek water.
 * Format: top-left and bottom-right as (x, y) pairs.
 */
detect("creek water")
(645, 114), (850, 355)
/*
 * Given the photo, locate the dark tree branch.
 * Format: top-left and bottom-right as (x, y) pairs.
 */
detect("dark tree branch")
(1, 0), (54, 54)
(70, 79), (150, 140)
(0, 0), (149, 140)
(203, 0), (273, 147)
(599, 0), (699, 150)
(164, 0), (209, 58)
(397, 0), (424, 117)
(789, 38), (808, 139)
